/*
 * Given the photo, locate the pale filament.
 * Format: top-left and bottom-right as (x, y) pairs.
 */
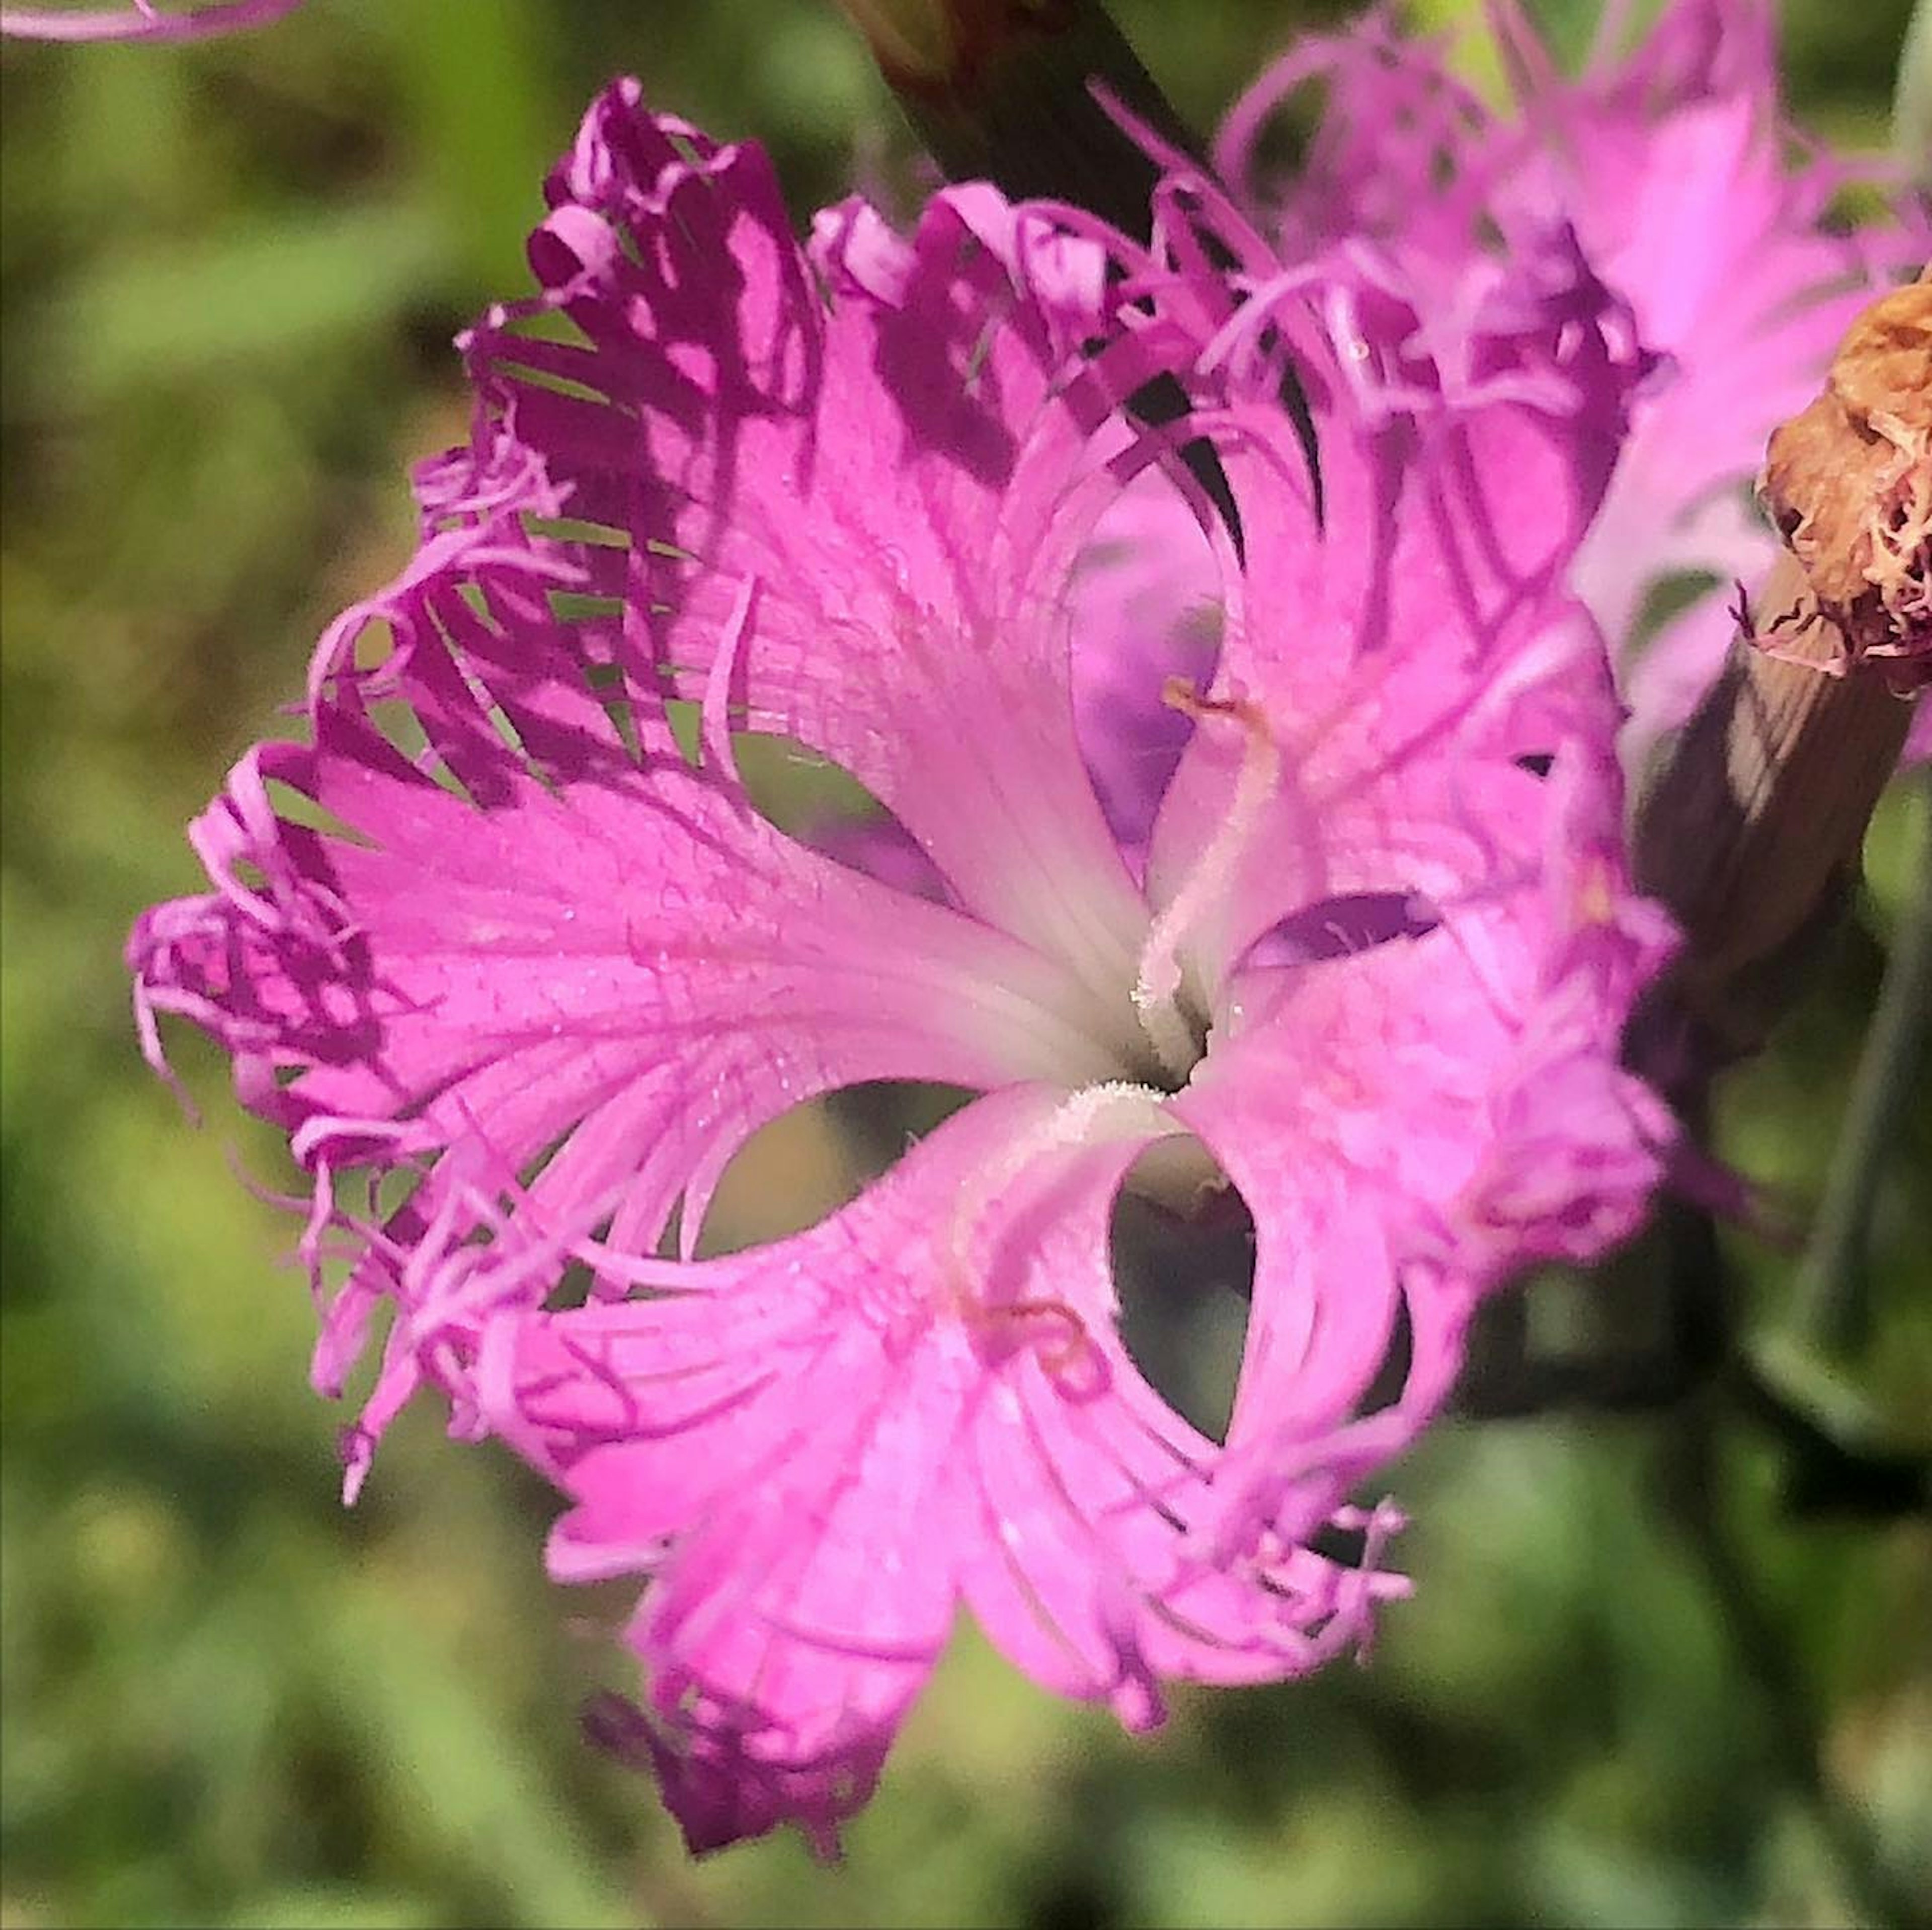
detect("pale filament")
(1132, 680), (1281, 1084)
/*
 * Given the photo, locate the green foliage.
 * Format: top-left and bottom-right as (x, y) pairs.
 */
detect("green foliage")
(2, 4), (1925, 1925)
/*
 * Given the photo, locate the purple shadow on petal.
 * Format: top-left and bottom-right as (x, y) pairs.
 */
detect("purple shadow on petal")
(1245, 889), (1441, 970)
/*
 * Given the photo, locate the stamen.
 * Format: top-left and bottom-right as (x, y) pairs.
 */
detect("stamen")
(981, 1296), (1095, 1387)
(1133, 680), (1280, 1083)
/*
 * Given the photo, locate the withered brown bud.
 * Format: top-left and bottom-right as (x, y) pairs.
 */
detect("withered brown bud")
(1759, 273), (1930, 682)
(1635, 551), (1913, 1056)
(1635, 275), (1929, 1071)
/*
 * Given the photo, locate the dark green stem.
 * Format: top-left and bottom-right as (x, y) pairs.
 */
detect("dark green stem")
(1792, 769), (1932, 1354)
(1655, 1392), (1927, 1930)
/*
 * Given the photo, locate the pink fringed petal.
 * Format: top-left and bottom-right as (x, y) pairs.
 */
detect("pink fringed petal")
(1134, 284), (1633, 998)
(1189, 731), (1672, 1262)
(129, 454), (1136, 1470)
(1171, 734), (1674, 1548)
(1216, 0), (1926, 767)
(449, 90), (1169, 1001)
(474, 1084), (1422, 1854)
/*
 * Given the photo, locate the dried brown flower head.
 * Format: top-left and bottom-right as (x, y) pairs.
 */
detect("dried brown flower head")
(1760, 273), (1930, 683)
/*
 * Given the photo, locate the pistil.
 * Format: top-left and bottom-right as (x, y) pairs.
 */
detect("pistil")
(1131, 679), (1280, 1085)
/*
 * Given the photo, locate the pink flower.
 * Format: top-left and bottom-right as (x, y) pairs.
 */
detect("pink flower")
(1214, 0), (1928, 761)
(130, 82), (1673, 1853)
(0, 0), (306, 39)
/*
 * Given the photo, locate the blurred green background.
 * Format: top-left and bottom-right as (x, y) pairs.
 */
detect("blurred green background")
(3, 2), (1928, 1925)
